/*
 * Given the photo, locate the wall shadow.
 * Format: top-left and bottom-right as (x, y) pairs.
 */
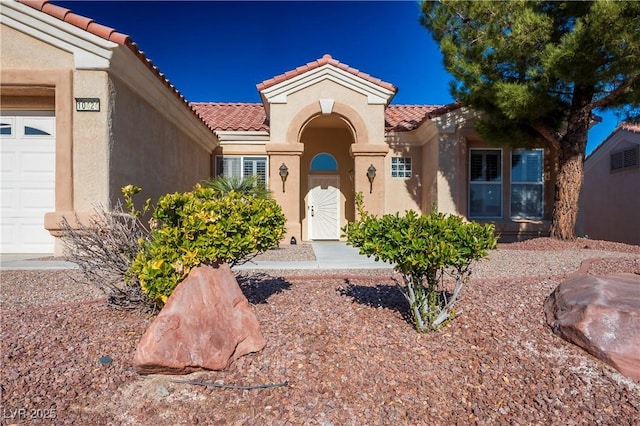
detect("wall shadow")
(337, 279), (413, 326)
(236, 273), (291, 304)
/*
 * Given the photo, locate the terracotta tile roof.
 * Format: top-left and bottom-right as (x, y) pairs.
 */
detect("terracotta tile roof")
(191, 103), (268, 132)
(16, 0), (215, 134)
(385, 103), (462, 131)
(192, 102), (462, 133)
(621, 122), (640, 134)
(257, 54), (397, 94)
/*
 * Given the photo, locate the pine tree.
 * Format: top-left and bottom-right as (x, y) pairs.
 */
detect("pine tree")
(421, 0), (640, 239)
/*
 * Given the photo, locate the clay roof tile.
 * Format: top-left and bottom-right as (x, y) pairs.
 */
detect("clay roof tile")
(258, 54), (397, 94)
(64, 11), (93, 30)
(191, 102), (462, 133)
(41, 2), (69, 20)
(86, 21), (116, 40)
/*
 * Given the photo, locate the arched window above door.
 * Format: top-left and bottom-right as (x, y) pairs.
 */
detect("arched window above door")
(310, 153), (338, 171)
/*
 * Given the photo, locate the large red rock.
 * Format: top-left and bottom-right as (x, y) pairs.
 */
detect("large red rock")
(544, 273), (640, 381)
(133, 264), (265, 374)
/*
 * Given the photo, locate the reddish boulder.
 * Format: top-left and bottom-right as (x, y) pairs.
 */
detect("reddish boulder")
(544, 273), (640, 381)
(133, 264), (265, 375)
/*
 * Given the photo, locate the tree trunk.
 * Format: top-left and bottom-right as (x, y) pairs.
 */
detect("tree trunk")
(549, 85), (594, 240)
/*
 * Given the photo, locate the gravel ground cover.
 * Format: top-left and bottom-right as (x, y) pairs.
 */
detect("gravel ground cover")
(0, 238), (638, 425)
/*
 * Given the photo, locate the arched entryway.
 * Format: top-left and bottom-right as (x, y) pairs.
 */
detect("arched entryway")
(300, 115), (355, 241)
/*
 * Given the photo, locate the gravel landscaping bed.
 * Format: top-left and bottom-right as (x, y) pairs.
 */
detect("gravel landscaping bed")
(1, 238), (638, 424)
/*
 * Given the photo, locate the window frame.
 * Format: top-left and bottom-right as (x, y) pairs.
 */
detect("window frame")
(391, 156), (412, 178)
(469, 148), (503, 219)
(510, 148), (544, 220)
(215, 155), (268, 185)
(310, 153), (338, 172)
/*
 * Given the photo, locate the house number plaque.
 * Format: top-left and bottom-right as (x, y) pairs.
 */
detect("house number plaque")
(75, 98), (100, 112)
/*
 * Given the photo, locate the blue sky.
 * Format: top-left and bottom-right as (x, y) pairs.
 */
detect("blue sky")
(56, 1), (622, 154)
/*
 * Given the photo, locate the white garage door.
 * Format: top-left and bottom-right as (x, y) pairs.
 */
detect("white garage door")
(1, 113), (56, 253)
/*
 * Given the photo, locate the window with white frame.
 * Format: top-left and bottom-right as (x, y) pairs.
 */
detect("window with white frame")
(391, 157), (412, 178)
(510, 149), (544, 219)
(469, 149), (502, 218)
(215, 156), (267, 185)
(610, 145), (639, 172)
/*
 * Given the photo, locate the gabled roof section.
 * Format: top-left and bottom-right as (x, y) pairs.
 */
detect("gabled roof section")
(258, 54), (397, 107)
(585, 121), (640, 162)
(192, 103), (268, 132)
(14, 0), (216, 134)
(192, 102), (462, 133)
(258, 54), (397, 93)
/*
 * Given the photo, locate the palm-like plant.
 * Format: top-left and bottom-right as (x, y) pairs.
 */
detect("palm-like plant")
(201, 175), (271, 199)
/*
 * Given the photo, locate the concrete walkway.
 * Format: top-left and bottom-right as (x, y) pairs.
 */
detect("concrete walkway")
(0, 242), (393, 271)
(236, 241), (392, 271)
(0, 253), (79, 270)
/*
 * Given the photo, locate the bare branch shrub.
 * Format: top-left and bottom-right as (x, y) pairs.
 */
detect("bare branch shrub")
(60, 201), (155, 311)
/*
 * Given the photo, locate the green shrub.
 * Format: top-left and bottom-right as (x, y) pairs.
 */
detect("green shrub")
(200, 175), (272, 199)
(343, 193), (497, 332)
(127, 184), (286, 305)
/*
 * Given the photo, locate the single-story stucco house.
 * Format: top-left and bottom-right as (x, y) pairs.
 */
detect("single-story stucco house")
(1, 0), (559, 255)
(577, 122), (640, 245)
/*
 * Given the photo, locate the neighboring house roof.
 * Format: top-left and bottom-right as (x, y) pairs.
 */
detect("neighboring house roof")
(586, 121), (640, 161)
(16, 0), (216, 133)
(257, 54), (397, 94)
(192, 102), (463, 132)
(621, 122), (640, 134)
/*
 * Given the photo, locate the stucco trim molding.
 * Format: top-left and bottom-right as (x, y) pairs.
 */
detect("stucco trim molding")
(216, 130), (270, 144)
(350, 143), (390, 156)
(265, 143), (305, 155)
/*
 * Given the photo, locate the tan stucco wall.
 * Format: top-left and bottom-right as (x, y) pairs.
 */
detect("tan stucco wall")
(108, 74), (213, 206)
(421, 135), (439, 213)
(384, 145), (423, 214)
(579, 133), (640, 245)
(0, 24), (73, 69)
(72, 70), (111, 208)
(436, 131), (466, 215)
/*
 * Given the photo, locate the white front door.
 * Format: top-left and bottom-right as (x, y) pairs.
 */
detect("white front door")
(308, 175), (340, 240)
(0, 113), (56, 253)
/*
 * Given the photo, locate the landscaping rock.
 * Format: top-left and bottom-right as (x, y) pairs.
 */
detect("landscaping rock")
(544, 273), (640, 381)
(133, 264), (265, 374)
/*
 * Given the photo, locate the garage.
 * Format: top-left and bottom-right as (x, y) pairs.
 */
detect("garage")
(1, 112), (55, 253)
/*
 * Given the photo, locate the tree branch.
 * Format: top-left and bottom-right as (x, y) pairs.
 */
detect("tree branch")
(590, 74), (640, 110)
(532, 122), (561, 150)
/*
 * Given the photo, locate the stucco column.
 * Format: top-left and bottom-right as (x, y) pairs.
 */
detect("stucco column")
(266, 143), (304, 243)
(350, 143), (388, 217)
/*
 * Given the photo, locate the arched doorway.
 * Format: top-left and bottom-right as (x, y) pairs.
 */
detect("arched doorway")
(300, 115), (355, 240)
